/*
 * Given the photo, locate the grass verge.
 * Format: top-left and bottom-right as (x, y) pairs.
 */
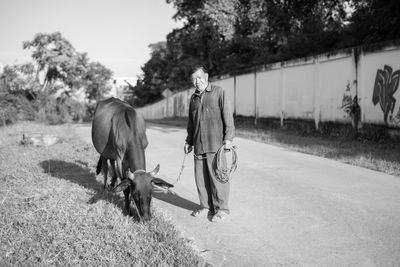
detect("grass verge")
(0, 122), (205, 266)
(148, 117), (400, 177)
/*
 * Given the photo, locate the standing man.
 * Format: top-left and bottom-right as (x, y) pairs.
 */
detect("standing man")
(184, 65), (235, 222)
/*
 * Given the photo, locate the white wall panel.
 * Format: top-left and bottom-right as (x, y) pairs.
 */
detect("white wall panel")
(282, 63), (315, 119)
(235, 73), (255, 116)
(256, 69), (281, 118)
(212, 77), (235, 112)
(319, 56), (355, 122)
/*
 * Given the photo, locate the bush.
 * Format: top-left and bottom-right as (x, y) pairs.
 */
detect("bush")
(0, 90), (89, 126)
(34, 92), (87, 125)
(0, 92), (36, 126)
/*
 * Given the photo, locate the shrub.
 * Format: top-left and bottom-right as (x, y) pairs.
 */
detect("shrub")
(33, 92), (87, 125)
(0, 92), (36, 126)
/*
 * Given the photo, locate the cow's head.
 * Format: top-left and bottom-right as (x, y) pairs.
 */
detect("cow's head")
(113, 164), (173, 221)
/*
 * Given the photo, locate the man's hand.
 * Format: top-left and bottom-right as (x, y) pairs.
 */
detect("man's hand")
(184, 143), (193, 154)
(224, 140), (233, 150)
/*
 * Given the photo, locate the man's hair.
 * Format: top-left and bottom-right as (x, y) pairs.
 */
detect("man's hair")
(190, 65), (208, 75)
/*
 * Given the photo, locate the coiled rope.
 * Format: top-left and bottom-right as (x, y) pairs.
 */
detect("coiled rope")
(214, 145), (238, 184)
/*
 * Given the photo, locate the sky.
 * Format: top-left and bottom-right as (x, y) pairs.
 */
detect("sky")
(0, 0), (182, 78)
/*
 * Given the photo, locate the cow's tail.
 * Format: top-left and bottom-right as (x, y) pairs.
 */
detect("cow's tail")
(96, 156), (102, 175)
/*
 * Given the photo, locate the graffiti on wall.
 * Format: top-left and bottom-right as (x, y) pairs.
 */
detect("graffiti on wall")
(341, 81), (361, 129)
(372, 65), (400, 124)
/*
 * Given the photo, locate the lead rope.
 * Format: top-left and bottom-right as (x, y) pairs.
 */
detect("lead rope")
(173, 149), (216, 185)
(171, 152), (188, 185)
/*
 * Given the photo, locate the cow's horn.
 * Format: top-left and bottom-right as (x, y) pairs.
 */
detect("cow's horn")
(127, 169), (135, 180)
(150, 164), (160, 176)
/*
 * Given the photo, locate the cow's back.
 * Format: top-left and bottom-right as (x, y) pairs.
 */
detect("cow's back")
(91, 98), (133, 157)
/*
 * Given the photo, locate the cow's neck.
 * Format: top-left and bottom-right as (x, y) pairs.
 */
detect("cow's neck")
(127, 147), (146, 172)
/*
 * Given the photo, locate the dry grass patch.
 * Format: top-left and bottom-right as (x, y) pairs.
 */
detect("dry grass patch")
(0, 122), (205, 266)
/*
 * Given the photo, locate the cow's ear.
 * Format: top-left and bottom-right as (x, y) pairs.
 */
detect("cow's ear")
(112, 179), (131, 193)
(150, 164), (160, 176)
(152, 178), (173, 188)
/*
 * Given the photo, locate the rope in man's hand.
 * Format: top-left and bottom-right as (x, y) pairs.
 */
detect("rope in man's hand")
(172, 152), (188, 185)
(215, 145), (238, 184)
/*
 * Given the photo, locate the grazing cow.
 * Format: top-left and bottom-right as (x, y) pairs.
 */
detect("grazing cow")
(113, 164), (173, 221)
(91, 97), (172, 220)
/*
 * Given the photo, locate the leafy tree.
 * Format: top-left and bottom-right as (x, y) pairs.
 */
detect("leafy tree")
(23, 32), (79, 91)
(23, 32), (113, 100)
(133, 42), (171, 106)
(84, 61), (113, 101)
(343, 0), (400, 46)
(0, 63), (41, 94)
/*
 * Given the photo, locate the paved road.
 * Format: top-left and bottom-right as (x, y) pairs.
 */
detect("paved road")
(74, 123), (400, 266)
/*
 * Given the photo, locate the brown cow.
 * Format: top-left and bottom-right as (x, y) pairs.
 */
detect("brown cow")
(91, 97), (172, 220)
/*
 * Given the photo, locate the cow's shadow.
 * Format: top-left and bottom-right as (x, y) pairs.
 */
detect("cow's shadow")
(39, 160), (200, 216)
(39, 159), (123, 209)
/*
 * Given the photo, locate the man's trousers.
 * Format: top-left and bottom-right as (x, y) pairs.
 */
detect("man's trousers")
(194, 153), (230, 213)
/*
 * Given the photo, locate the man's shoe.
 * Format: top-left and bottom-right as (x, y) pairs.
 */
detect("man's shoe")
(211, 210), (229, 222)
(191, 208), (210, 217)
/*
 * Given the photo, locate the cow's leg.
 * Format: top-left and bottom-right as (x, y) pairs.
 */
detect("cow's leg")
(109, 160), (118, 188)
(101, 157), (108, 189)
(115, 158), (124, 180)
(123, 188), (132, 216)
(116, 155), (133, 215)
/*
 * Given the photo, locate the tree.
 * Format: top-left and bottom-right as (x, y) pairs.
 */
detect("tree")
(0, 63), (40, 94)
(23, 32), (89, 93)
(343, 0), (400, 45)
(84, 61), (113, 101)
(23, 32), (113, 100)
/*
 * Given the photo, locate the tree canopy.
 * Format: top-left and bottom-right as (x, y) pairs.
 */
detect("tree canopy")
(130, 0), (400, 107)
(21, 32), (112, 101)
(0, 32), (115, 125)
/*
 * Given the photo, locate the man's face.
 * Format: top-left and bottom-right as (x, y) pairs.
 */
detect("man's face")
(191, 69), (209, 92)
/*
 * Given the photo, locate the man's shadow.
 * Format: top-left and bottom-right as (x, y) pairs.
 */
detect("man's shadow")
(39, 159), (200, 216)
(153, 191), (200, 212)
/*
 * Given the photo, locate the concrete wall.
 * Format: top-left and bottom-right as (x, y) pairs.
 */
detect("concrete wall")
(138, 44), (400, 129)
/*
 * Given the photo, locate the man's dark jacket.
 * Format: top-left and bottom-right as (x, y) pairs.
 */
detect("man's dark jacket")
(186, 83), (235, 155)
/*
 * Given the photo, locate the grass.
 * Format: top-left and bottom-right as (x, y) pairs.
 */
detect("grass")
(0, 122), (205, 266)
(148, 117), (400, 177)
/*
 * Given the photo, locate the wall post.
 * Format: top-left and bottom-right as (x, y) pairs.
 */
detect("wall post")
(234, 75), (237, 116)
(353, 47), (362, 126)
(280, 63), (286, 127)
(254, 70), (258, 125)
(314, 57), (321, 129)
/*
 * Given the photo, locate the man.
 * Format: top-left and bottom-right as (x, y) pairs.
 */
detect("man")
(184, 65), (235, 222)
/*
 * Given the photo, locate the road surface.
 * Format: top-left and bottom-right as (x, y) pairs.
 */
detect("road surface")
(74, 123), (400, 266)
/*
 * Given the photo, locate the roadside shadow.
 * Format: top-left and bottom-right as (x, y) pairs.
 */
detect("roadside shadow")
(154, 190), (200, 212)
(39, 159), (124, 210)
